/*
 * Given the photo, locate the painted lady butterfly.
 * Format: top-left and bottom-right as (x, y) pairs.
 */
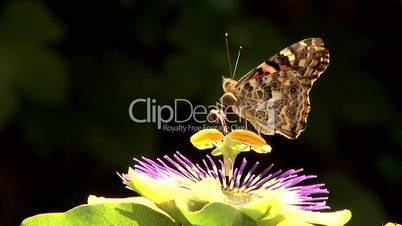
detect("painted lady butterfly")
(218, 38), (329, 139)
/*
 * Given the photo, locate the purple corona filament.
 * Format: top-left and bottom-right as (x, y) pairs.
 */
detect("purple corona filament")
(126, 151), (330, 211)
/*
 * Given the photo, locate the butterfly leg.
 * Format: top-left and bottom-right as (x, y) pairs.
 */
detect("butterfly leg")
(209, 105), (229, 134)
(243, 118), (248, 130)
(221, 114), (229, 134)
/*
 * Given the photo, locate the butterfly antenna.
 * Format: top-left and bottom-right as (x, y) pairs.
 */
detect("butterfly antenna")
(232, 46), (242, 79)
(225, 33), (233, 77)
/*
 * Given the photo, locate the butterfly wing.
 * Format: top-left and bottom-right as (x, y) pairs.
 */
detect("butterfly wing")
(232, 38), (329, 139)
(266, 37), (329, 85)
(236, 38), (329, 88)
(233, 70), (309, 139)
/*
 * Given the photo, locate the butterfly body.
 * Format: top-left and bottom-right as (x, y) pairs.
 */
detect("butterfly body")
(220, 38), (329, 139)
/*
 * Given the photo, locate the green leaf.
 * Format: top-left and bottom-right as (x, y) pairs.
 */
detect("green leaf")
(178, 202), (257, 226)
(0, 0), (68, 129)
(21, 196), (177, 226)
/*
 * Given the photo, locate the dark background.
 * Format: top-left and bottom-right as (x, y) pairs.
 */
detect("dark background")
(1, 0), (402, 225)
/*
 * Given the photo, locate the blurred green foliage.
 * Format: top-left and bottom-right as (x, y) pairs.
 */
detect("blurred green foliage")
(324, 173), (386, 226)
(0, 0), (401, 226)
(0, 1), (67, 127)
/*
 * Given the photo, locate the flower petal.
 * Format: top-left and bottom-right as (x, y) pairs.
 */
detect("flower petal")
(241, 196), (282, 220)
(124, 167), (182, 203)
(176, 201), (256, 226)
(276, 219), (314, 226)
(284, 209), (352, 226)
(188, 177), (226, 204)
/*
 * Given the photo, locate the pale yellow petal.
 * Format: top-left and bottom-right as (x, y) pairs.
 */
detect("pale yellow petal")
(241, 196), (282, 220)
(284, 209), (352, 226)
(189, 177), (226, 203)
(125, 167), (184, 203)
(277, 219), (314, 226)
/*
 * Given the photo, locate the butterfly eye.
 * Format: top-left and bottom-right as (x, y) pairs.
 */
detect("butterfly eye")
(222, 78), (236, 92)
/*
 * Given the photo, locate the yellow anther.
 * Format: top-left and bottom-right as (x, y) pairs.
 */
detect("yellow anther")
(190, 129), (224, 150)
(228, 129), (267, 147)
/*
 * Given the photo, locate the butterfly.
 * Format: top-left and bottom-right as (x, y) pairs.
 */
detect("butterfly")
(218, 38), (329, 139)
